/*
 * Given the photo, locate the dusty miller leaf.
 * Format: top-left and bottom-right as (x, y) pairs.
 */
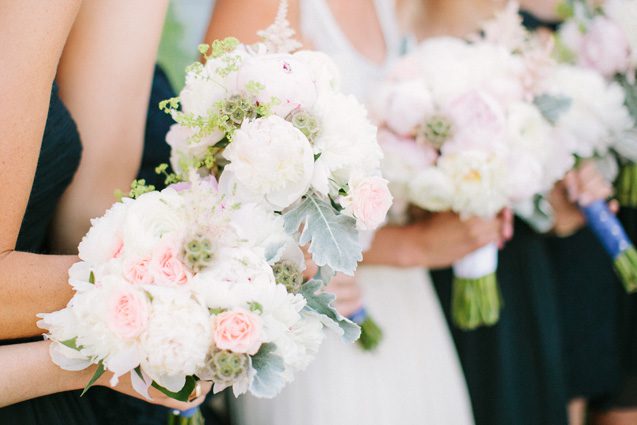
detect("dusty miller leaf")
(249, 343), (286, 399)
(534, 94), (572, 125)
(300, 279), (361, 343)
(283, 194), (362, 275)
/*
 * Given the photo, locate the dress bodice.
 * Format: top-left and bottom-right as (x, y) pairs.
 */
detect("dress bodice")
(299, 0), (405, 100)
(16, 83), (82, 252)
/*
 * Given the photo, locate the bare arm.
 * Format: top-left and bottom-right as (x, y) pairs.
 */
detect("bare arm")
(0, 340), (211, 409)
(0, 0), (83, 339)
(204, 0), (302, 45)
(52, 0), (169, 252)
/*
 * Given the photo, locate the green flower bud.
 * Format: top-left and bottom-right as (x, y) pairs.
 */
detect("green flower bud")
(272, 260), (303, 293)
(419, 115), (454, 148)
(288, 110), (320, 142)
(208, 350), (249, 384)
(221, 95), (258, 126)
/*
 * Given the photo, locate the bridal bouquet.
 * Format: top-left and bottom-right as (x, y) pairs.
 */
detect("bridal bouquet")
(160, 7), (391, 278)
(38, 178), (360, 407)
(556, 0), (637, 206)
(537, 62), (637, 292)
(373, 7), (572, 329)
(159, 3), (390, 350)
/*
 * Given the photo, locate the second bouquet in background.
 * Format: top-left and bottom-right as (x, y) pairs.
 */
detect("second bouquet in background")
(372, 6), (573, 330)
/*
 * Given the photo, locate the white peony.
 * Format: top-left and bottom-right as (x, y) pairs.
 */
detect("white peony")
(78, 201), (127, 265)
(272, 311), (324, 381)
(236, 54), (318, 117)
(293, 50), (342, 92)
(121, 189), (187, 259)
(312, 92), (382, 195)
(140, 286), (211, 392)
(606, 0), (637, 67)
(166, 124), (224, 175)
(408, 167), (454, 212)
(439, 151), (509, 218)
(541, 65), (633, 158)
(222, 116), (314, 210)
(229, 202), (289, 260)
(374, 79), (435, 136)
(180, 70), (229, 119)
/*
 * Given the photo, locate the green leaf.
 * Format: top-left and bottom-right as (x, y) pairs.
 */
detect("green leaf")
(534, 94), (572, 125)
(89, 271), (95, 285)
(283, 194), (362, 275)
(81, 362), (105, 396)
(60, 337), (80, 351)
(300, 279), (361, 343)
(249, 343), (286, 398)
(151, 376), (196, 402)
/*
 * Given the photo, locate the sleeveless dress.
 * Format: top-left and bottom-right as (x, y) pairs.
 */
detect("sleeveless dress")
(431, 220), (569, 425)
(0, 84), (97, 425)
(232, 1), (475, 424)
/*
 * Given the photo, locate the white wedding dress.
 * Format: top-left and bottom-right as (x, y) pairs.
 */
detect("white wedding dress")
(232, 1), (475, 424)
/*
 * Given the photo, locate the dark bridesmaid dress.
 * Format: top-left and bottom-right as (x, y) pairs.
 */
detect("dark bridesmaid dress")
(0, 84), (98, 424)
(431, 220), (568, 425)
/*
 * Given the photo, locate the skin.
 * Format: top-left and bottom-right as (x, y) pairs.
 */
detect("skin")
(0, 0), (212, 410)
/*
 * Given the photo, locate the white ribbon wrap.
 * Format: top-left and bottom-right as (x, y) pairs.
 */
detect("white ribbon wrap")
(453, 243), (498, 279)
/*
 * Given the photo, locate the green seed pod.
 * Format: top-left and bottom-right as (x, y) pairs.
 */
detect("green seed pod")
(272, 260), (303, 293)
(288, 110), (320, 141)
(209, 349), (249, 384)
(420, 115), (454, 148)
(183, 236), (214, 272)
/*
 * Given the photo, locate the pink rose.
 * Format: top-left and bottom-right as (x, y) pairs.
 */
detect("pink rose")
(345, 176), (393, 231)
(212, 309), (263, 355)
(150, 241), (192, 286)
(579, 17), (631, 77)
(125, 258), (153, 285)
(107, 287), (149, 340)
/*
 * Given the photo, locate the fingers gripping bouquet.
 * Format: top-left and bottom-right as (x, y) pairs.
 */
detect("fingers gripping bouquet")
(39, 178), (360, 409)
(160, 2), (391, 349)
(373, 3), (572, 330)
(556, 0), (637, 206)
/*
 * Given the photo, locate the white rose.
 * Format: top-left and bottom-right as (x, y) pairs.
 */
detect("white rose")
(236, 54), (318, 117)
(140, 286), (211, 392)
(408, 167), (454, 212)
(222, 116), (314, 210)
(293, 50), (342, 92)
(312, 92), (382, 195)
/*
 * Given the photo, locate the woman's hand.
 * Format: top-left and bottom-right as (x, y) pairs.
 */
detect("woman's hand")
(363, 210), (511, 269)
(550, 160), (618, 237)
(324, 273), (364, 317)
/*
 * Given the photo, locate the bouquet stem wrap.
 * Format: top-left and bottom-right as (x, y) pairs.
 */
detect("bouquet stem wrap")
(451, 243), (501, 330)
(168, 408), (204, 425)
(348, 307), (383, 351)
(581, 200), (637, 292)
(616, 164), (637, 208)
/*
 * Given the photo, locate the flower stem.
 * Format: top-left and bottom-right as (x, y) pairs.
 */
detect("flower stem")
(452, 273), (501, 330)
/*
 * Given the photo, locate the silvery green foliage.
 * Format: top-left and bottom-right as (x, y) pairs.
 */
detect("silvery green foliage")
(249, 343), (286, 399)
(300, 279), (361, 343)
(619, 76), (637, 122)
(613, 129), (637, 162)
(534, 94), (572, 125)
(283, 194), (362, 275)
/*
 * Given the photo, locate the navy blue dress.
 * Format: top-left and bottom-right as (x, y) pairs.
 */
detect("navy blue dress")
(431, 220), (569, 425)
(0, 84), (97, 424)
